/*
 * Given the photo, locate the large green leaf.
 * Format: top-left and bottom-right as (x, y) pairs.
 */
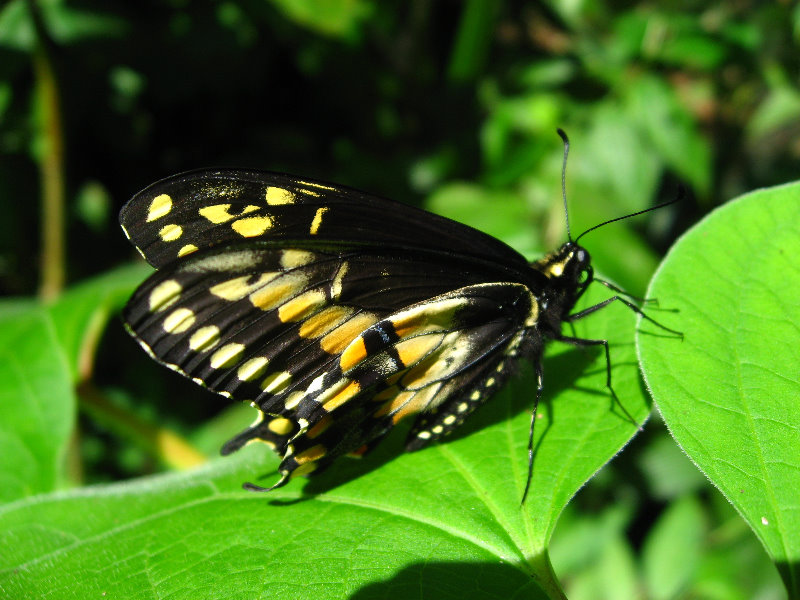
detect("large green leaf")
(638, 181), (800, 597)
(0, 282), (653, 598)
(0, 306), (74, 502)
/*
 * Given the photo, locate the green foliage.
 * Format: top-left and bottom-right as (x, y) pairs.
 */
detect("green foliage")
(0, 1), (797, 598)
(639, 182), (800, 596)
(0, 306), (74, 501)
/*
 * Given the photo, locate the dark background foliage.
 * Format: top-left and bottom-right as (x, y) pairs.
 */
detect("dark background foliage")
(1, 1), (797, 598)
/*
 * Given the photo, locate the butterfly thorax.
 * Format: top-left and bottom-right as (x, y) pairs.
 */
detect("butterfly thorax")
(529, 241), (593, 336)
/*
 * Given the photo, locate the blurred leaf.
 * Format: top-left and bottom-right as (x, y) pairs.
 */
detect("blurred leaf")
(447, 0), (499, 82)
(566, 533), (639, 600)
(549, 502), (633, 577)
(188, 402), (254, 456)
(637, 429), (709, 500)
(427, 182), (540, 258)
(0, 0), (126, 51)
(582, 105), (661, 215)
(626, 75), (711, 195)
(747, 77), (800, 141)
(268, 0), (372, 41)
(0, 305), (74, 502)
(659, 34), (726, 70)
(48, 263), (153, 381)
(0, 282), (653, 599)
(74, 180), (112, 233)
(642, 496), (706, 599)
(518, 59), (576, 89)
(639, 181), (800, 597)
(0, 82), (12, 119)
(480, 93), (561, 172)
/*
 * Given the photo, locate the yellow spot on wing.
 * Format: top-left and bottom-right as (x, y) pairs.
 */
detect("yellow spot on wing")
(321, 380), (360, 411)
(149, 280), (182, 312)
(399, 332), (469, 390)
(280, 249), (315, 269)
(331, 261), (348, 299)
(395, 333), (444, 367)
(209, 343), (245, 368)
(147, 194), (172, 222)
(198, 203), (258, 224)
(322, 312), (378, 357)
(277, 289), (327, 323)
(267, 417), (294, 435)
(307, 415), (332, 438)
(339, 336), (367, 372)
(299, 306), (354, 339)
(237, 356), (269, 381)
(310, 207), (328, 234)
(295, 444), (326, 464)
(210, 273), (279, 301)
(265, 187), (294, 205)
(390, 298), (463, 339)
(177, 244), (198, 257)
(261, 371), (292, 394)
(284, 391), (304, 410)
(249, 271), (309, 312)
(163, 308), (196, 333)
(189, 325), (220, 351)
(232, 215), (273, 237)
(159, 224), (183, 242)
(291, 462), (318, 477)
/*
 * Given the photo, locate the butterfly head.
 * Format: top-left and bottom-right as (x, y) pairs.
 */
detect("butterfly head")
(530, 241), (594, 315)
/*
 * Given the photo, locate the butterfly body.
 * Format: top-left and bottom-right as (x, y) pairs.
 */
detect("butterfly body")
(121, 169), (605, 491)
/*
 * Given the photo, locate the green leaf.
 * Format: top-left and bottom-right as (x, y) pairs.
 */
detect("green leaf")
(638, 182), (800, 596)
(427, 182), (540, 258)
(642, 496), (706, 600)
(267, 0), (372, 41)
(0, 306), (74, 502)
(0, 0), (126, 51)
(0, 282), (651, 598)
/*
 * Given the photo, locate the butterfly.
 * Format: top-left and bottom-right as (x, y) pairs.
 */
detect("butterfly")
(120, 130), (679, 500)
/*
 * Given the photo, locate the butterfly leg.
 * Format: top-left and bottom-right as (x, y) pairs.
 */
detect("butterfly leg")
(522, 360), (544, 505)
(592, 277), (658, 305)
(567, 295), (682, 337)
(555, 333), (642, 434)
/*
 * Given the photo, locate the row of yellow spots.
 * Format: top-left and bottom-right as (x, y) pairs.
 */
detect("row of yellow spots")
(414, 400), (473, 441)
(200, 203), (274, 238)
(413, 358), (508, 441)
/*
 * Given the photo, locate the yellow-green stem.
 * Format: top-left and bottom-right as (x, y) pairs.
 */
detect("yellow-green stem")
(31, 1), (66, 301)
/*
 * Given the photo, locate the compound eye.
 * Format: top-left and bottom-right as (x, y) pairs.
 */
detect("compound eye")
(575, 249), (587, 263)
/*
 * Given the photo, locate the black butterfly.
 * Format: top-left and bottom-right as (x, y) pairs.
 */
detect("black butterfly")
(120, 130), (678, 500)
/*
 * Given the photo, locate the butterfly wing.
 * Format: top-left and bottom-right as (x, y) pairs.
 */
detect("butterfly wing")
(122, 169), (544, 489)
(119, 169), (530, 270)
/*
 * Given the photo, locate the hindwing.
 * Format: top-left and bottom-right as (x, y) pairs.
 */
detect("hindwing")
(123, 233), (540, 487)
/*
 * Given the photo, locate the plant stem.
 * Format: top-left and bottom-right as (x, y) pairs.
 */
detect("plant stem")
(78, 382), (208, 470)
(30, 0), (66, 301)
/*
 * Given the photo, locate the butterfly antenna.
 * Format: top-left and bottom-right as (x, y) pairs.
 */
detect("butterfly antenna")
(574, 186), (685, 246)
(557, 128), (573, 242)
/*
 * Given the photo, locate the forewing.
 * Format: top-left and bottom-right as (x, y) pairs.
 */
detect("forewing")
(119, 169), (530, 269)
